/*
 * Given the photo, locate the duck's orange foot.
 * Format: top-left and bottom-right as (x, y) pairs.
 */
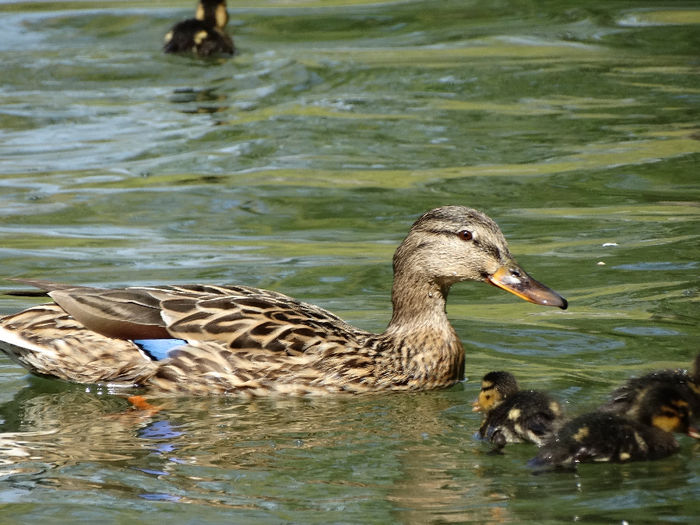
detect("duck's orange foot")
(128, 395), (161, 415)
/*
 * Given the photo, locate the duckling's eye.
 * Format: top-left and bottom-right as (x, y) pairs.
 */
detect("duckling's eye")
(458, 230), (473, 241)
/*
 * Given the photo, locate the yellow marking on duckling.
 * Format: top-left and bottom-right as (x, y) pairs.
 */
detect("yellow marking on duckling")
(164, 31), (173, 44)
(508, 408), (521, 420)
(195, 3), (205, 20)
(215, 4), (229, 28)
(572, 426), (589, 442)
(194, 30), (209, 45)
(549, 401), (561, 416)
(633, 431), (648, 452)
(652, 413), (681, 433)
(619, 452), (631, 461)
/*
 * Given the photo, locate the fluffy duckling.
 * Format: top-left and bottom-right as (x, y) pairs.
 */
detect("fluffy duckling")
(164, 0), (235, 57)
(602, 354), (700, 419)
(530, 384), (699, 470)
(473, 371), (563, 452)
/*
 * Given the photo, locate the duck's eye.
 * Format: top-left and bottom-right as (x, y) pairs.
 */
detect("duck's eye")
(458, 230), (473, 241)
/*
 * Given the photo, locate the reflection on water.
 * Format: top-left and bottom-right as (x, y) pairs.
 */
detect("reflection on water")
(2, 382), (696, 522)
(0, 384), (472, 517)
(170, 87), (230, 115)
(0, 0), (699, 523)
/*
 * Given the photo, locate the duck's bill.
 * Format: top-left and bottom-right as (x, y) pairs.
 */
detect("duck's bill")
(471, 399), (482, 412)
(688, 425), (700, 439)
(487, 265), (568, 310)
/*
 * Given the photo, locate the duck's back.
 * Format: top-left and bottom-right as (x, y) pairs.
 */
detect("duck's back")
(479, 390), (562, 447)
(164, 19), (234, 56)
(531, 412), (679, 468)
(603, 369), (700, 418)
(0, 284), (368, 394)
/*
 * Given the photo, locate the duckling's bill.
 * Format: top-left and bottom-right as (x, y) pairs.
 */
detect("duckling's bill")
(487, 265), (567, 310)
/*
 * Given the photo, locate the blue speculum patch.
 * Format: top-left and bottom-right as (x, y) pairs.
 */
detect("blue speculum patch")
(133, 339), (186, 361)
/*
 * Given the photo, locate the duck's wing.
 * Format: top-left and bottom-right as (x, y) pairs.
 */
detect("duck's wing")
(197, 28), (234, 56)
(157, 285), (358, 353)
(25, 282), (360, 355)
(517, 392), (564, 438)
(17, 280), (172, 340)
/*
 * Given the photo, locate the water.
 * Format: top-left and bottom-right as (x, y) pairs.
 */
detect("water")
(1, 0), (699, 522)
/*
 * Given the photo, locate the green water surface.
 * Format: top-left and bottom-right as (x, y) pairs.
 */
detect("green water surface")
(0, 1), (698, 523)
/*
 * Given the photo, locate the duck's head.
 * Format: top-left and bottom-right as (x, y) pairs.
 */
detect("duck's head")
(640, 385), (700, 437)
(196, 0), (229, 29)
(472, 370), (519, 413)
(393, 206), (568, 309)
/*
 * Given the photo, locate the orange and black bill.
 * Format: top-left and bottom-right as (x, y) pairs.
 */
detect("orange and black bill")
(487, 264), (567, 310)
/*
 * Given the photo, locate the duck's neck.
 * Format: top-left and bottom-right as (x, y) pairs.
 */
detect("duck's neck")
(387, 273), (449, 329)
(379, 272), (465, 387)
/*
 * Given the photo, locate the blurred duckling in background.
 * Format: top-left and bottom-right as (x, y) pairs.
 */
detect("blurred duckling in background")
(530, 383), (699, 470)
(164, 0), (235, 57)
(473, 371), (564, 453)
(601, 353), (700, 419)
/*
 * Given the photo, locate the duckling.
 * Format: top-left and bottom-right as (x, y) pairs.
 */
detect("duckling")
(164, 0), (235, 57)
(0, 206), (567, 396)
(530, 384), (699, 469)
(473, 371), (563, 452)
(601, 354), (700, 419)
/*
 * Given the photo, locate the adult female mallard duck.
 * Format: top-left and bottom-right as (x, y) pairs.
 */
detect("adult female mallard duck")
(164, 0), (235, 57)
(473, 371), (563, 452)
(601, 354), (700, 419)
(530, 384), (699, 469)
(0, 206), (567, 396)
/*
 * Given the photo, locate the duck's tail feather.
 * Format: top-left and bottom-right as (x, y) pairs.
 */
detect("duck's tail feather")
(0, 304), (158, 386)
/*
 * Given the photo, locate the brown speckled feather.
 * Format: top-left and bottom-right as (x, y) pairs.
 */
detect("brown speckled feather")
(0, 304), (157, 384)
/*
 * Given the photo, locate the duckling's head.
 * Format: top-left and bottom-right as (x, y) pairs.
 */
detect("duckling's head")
(472, 370), (519, 413)
(394, 206), (567, 309)
(196, 0), (229, 29)
(639, 384), (700, 437)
